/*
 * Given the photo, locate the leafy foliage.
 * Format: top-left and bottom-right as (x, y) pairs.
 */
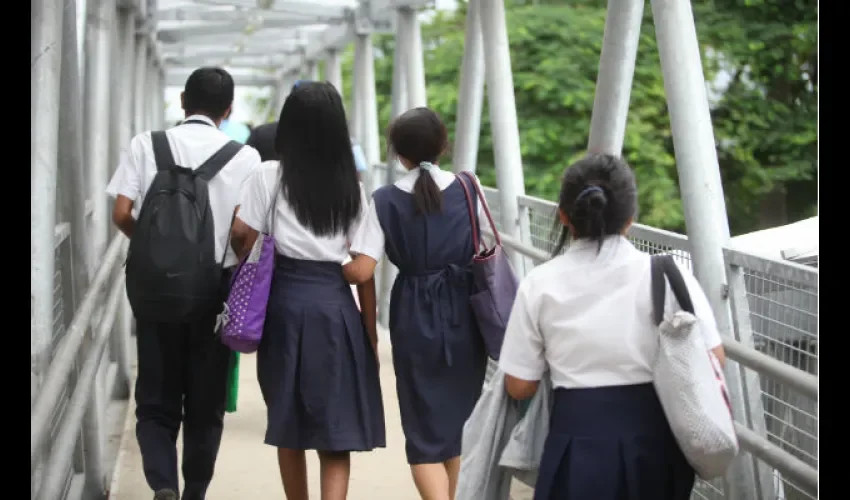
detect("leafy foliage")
(255, 0), (816, 234)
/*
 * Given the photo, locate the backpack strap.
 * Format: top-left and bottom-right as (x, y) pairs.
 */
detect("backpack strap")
(195, 140), (243, 181)
(151, 131), (177, 172)
(651, 254), (695, 326)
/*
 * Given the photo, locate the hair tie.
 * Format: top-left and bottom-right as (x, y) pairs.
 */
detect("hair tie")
(576, 185), (604, 202)
(419, 161), (435, 172)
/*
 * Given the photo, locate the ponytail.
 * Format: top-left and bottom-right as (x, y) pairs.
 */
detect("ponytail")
(552, 184), (608, 255)
(412, 161), (443, 215)
(572, 185), (608, 253)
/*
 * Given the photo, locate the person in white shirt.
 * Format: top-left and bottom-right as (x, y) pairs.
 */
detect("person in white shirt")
(230, 81), (385, 500)
(107, 67), (261, 500)
(498, 153), (726, 500)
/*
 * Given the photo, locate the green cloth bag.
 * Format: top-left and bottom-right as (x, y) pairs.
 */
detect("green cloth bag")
(226, 352), (240, 413)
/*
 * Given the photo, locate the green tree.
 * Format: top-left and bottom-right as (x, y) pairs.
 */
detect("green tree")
(257, 0), (817, 235)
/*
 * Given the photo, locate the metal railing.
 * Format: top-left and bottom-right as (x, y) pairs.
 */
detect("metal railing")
(370, 164), (819, 500)
(31, 232), (130, 500)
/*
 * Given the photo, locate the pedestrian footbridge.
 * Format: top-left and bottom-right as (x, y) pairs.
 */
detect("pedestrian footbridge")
(31, 1), (817, 499)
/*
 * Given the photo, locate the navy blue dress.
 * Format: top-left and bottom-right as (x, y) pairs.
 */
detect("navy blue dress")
(534, 383), (695, 500)
(373, 177), (488, 465)
(257, 255), (386, 452)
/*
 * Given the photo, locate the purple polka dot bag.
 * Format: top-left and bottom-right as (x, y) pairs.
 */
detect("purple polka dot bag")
(218, 191), (278, 353)
(219, 233), (275, 353)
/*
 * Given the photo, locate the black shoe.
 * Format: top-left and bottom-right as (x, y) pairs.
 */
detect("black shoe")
(153, 489), (179, 500)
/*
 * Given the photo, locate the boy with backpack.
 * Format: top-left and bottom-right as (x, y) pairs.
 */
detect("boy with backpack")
(106, 67), (261, 500)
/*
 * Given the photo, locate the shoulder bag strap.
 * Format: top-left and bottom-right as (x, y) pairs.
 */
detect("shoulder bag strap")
(459, 171), (502, 246)
(151, 131), (176, 172)
(195, 140), (243, 182)
(456, 172), (483, 253)
(651, 254), (695, 326)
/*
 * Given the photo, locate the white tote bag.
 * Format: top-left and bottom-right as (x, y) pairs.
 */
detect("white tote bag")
(650, 255), (739, 480)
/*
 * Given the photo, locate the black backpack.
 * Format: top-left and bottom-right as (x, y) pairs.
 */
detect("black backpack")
(126, 127), (243, 323)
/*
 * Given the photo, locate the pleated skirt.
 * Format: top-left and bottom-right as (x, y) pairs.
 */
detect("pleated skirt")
(534, 383), (695, 500)
(257, 256), (386, 452)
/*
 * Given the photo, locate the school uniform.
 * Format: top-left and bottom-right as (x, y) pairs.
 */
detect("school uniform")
(106, 115), (262, 499)
(350, 165), (489, 464)
(499, 235), (723, 500)
(237, 161), (386, 452)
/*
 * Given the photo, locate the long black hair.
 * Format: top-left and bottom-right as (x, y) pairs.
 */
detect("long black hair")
(387, 107), (449, 215)
(552, 153), (638, 255)
(275, 81), (361, 236)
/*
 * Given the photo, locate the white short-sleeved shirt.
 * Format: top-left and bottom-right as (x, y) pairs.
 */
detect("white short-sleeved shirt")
(237, 161), (368, 263)
(498, 235), (723, 389)
(105, 115), (262, 268)
(350, 165), (488, 261)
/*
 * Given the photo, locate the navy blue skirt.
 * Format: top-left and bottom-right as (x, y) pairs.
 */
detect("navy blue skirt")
(257, 256), (386, 452)
(389, 266), (488, 465)
(534, 383), (695, 500)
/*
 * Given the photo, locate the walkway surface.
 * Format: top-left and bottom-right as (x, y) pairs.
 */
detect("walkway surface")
(108, 331), (534, 499)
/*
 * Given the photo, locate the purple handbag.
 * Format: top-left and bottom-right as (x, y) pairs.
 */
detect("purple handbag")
(219, 233), (275, 353)
(457, 171), (520, 360)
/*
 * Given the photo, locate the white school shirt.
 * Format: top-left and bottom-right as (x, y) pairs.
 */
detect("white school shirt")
(237, 161), (369, 264)
(105, 114), (262, 268)
(498, 235), (723, 389)
(350, 165), (488, 261)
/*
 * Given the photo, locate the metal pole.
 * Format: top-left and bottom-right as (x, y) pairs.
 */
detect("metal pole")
(59, 0), (91, 307)
(355, 34), (381, 171)
(378, 17), (411, 327)
(307, 60), (320, 81)
(118, 7), (136, 149)
(133, 32), (148, 134)
(587, 0), (644, 154)
(158, 68), (167, 128)
(479, 0), (526, 270)
(650, 0), (760, 498)
(349, 37), (364, 142)
(399, 7), (427, 109)
(84, 0), (114, 272)
(452, 0), (486, 173)
(31, 0), (64, 407)
(112, 5), (136, 402)
(57, 10), (90, 485)
(326, 49), (343, 98)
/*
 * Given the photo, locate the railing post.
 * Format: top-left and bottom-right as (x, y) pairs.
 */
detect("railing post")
(354, 32), (381, 193)
(85, 0), (115, 274)
(31, 0), (64, 492)
(453, 0), (486, 174)
(649, 0), (760, 497)
(399, 7), (427, 109)
(306, 59), (320, 81)
(109, 3), (137, 404)
(479, 0), (527, 272)
(31, 0), (64, 405)
(587, 0), (644, 155)
(326, 49), (343, 98)
(58, 0), (94, 486)
(133, 26), (148, 135)
(377, 12), (413, 327)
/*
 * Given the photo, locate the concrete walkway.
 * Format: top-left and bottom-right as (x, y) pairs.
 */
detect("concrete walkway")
(109, 333), (533, 500)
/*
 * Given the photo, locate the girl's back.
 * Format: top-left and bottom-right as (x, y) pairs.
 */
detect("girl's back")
(371, 167), (476, 274)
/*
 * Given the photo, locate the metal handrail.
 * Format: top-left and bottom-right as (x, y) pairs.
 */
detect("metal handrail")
(722, 338), (818, 398)
(30, 234), (127, 471)
(36, 273), (127, 500)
